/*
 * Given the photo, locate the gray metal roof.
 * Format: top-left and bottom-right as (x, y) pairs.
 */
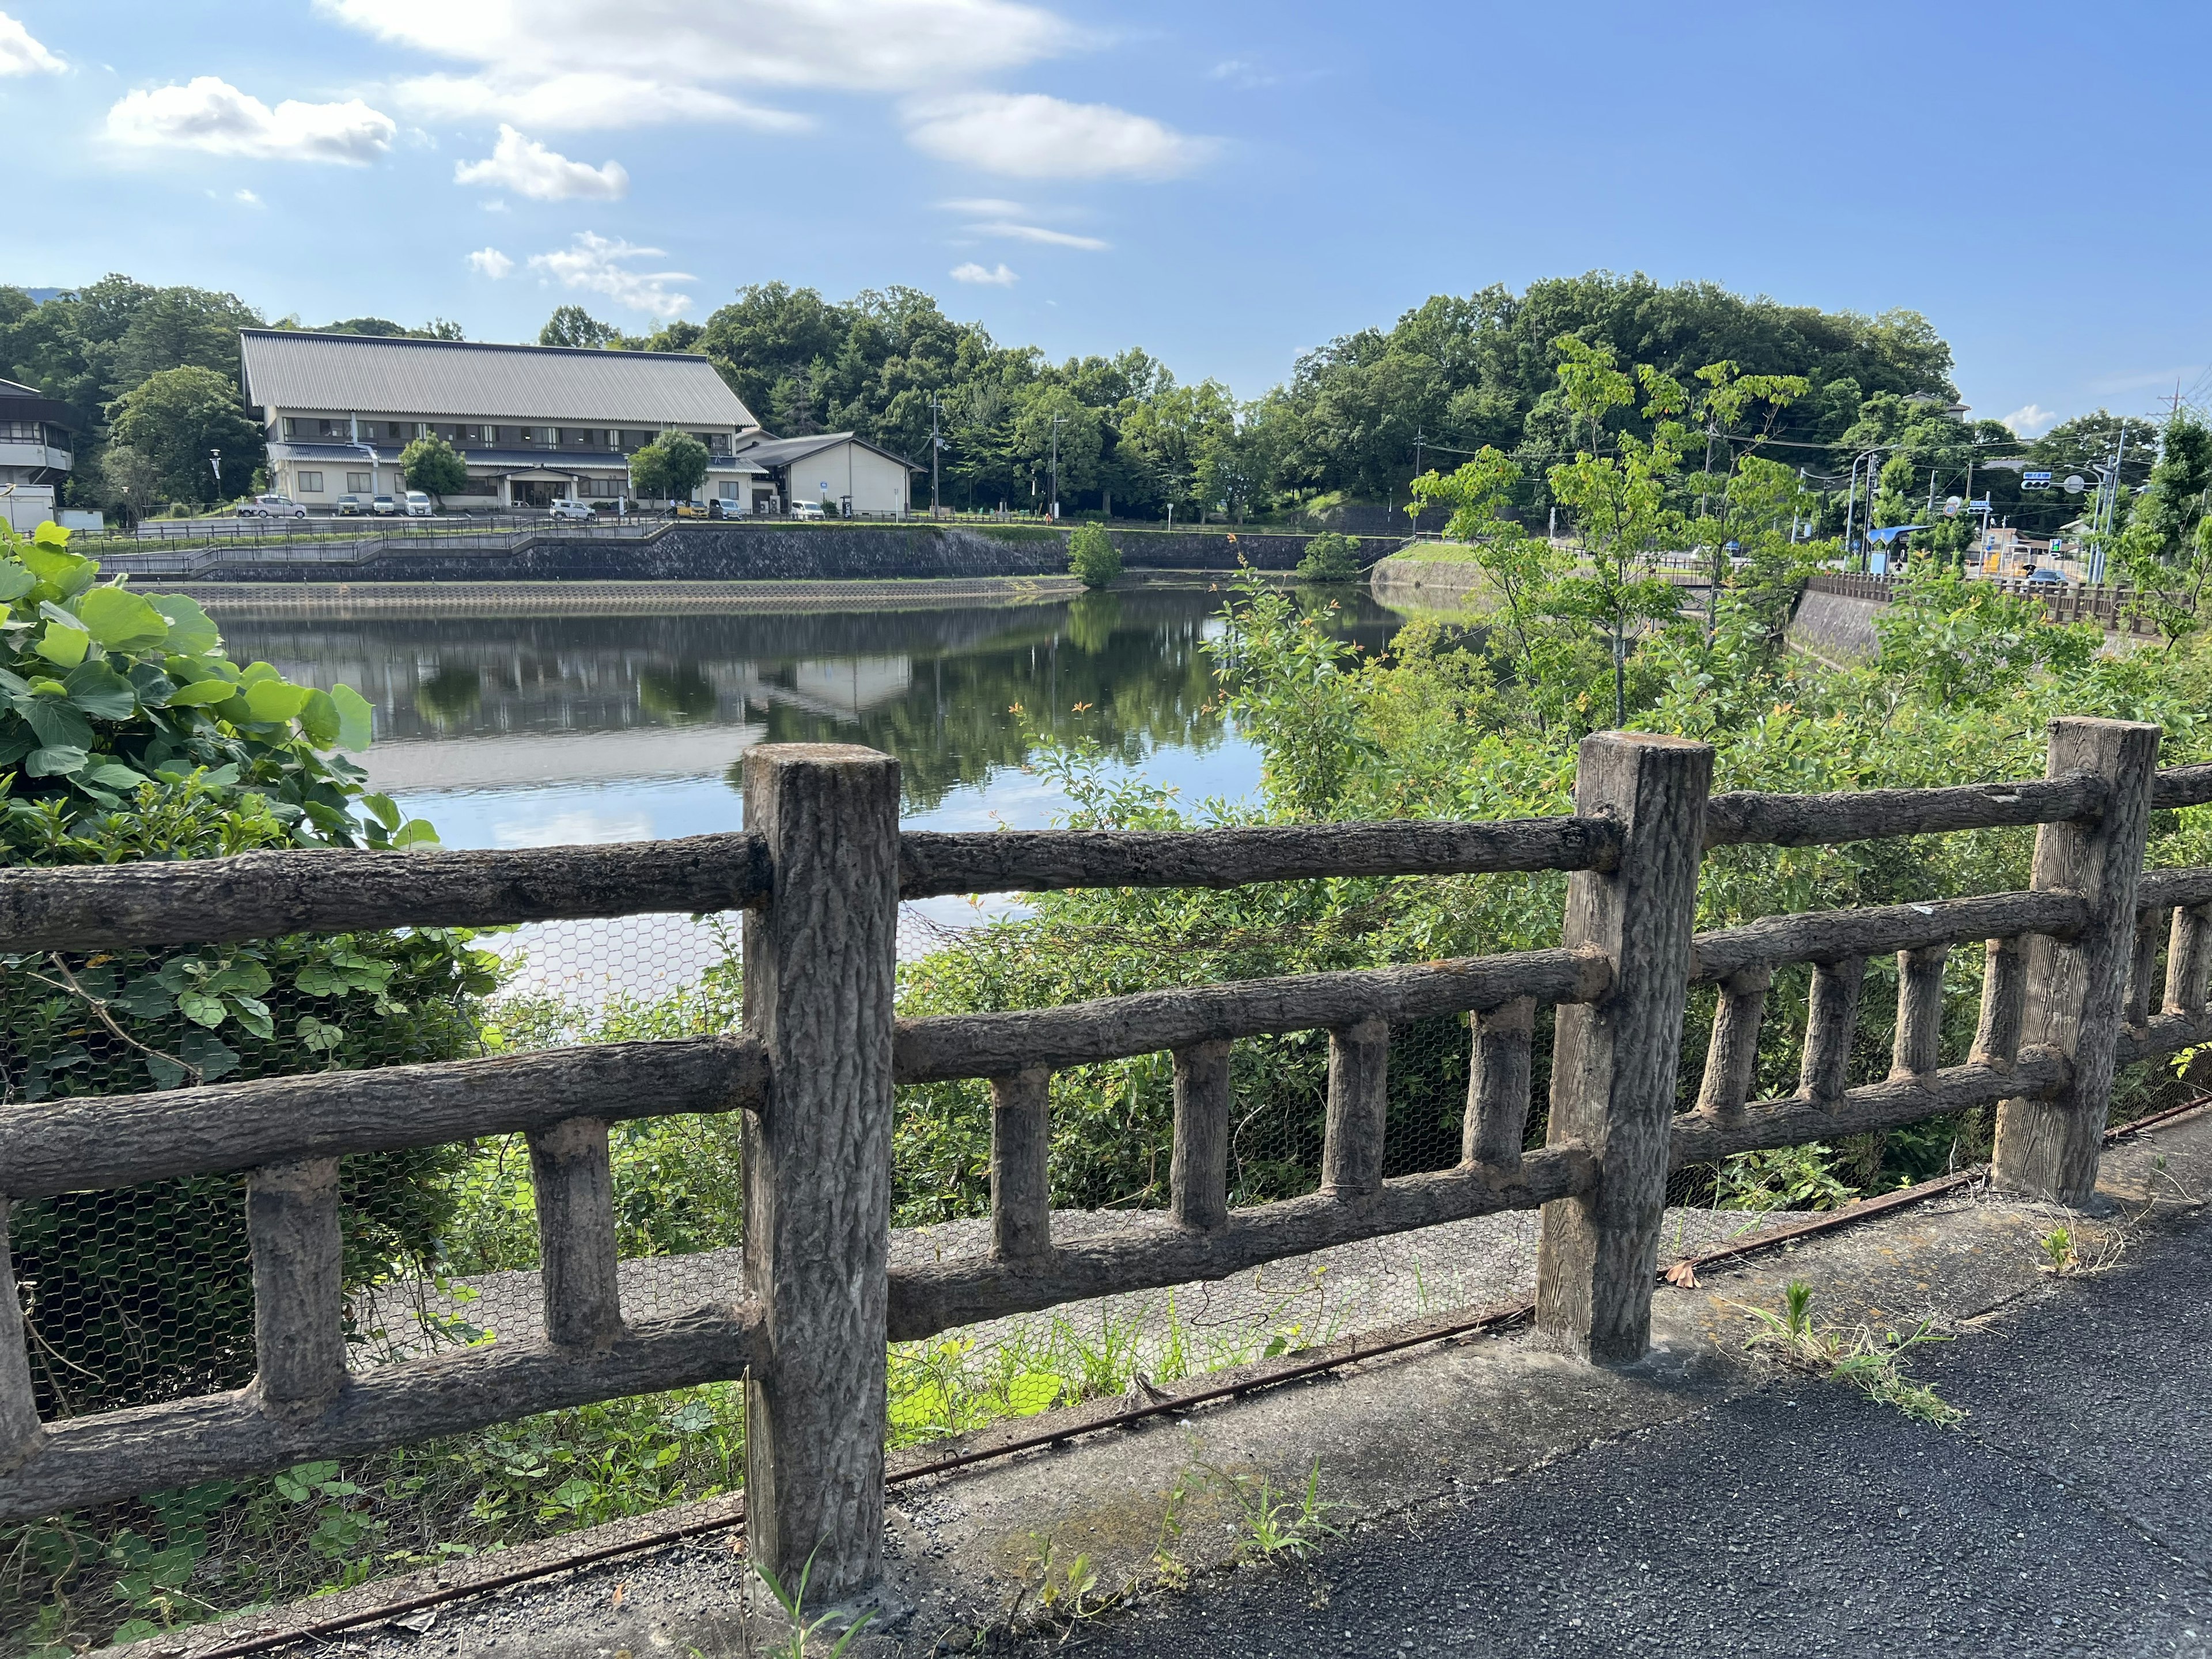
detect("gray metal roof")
(238, 329), (757, 428)
(270, 442), (763, 472)
(734, 430), (922, 471)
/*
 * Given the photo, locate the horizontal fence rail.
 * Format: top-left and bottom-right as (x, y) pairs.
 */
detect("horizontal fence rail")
(1, 732), (2210, 1597)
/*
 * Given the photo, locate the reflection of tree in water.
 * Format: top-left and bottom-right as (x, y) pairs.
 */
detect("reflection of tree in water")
(412, 663), (483, 729)
(733, 602), (1236, 812)
(1066, 590), (1120, 654)
(637, 664), (718, 722)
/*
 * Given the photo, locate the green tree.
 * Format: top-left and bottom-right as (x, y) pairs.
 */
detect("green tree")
(400, 434), (470, 503)
(107, 365), (263, 503)
(1296, 532), (1362, 582)
(628, 430), (710, 503)
(1068, 522), (1122, 589)
(1542, 338), (1688, 726)
(2116, 411), (2212, 649)
(540, 305), (620, 349)
(95, 443), (164, 523)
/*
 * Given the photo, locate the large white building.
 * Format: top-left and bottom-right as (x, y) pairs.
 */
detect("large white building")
(237, 329), (770, 511)
(733, 431), (918, 518)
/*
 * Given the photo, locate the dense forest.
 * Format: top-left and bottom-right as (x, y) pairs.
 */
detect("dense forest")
(0, 271), (2156, 533)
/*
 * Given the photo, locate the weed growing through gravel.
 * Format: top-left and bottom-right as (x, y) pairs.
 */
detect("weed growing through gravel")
(1740, 1281), (1966, 1428)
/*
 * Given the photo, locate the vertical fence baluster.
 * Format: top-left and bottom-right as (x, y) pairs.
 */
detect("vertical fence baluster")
(1535, 732), (1712, 1365)
(247, 1157), (347, 1417)
(2125, 912), (2166, 1030)
(528, 1116), (623, 1348)
(1322, 1017), (1391, 1197)
(1972, 935), (2028, 1066)
(0, 1200), (41, 1473)
(741, 744), (900, 1601)
(1798, 956), (1866, 1107)
(2165, 904), (2212, 1018)
(1695, 968), (1770, 1124)
(1463, 996), (1536, 1169)
(1994, 718), (2161, 1206)
(990, 1068), (1052, 1260)
(1171, 1040), (1233, 1230)
(1890, 945), (1949, 1080)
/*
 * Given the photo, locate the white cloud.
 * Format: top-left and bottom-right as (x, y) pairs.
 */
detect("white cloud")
(2002, 403), (2061, 438)
(0, 10), (62, 75)
(969, 219), (1108, 251)
(234, 187), (263, 206)
(950, 262), (1018, 286)
(527, 230), (694, 318)
(455, 124), (628, 200)
(466, 245), (514, 278)
(1208, 58), (1275, 88)
(938, 196), (1027, 215)
(105, 76), (396, 164)
(316, 0), (1075, 128)
(395, 71), (799, 132)
(906, 92), (1212, 179)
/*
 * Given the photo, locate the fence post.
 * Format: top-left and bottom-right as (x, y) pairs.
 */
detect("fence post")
(989, 1069), (1052, 1260)
(741, 743), (900, 1601)
(0, 1200), (40, 1473)
(1321, 1017), (1390, 1196)
(247, 1157), (347, 1416)
(1535, 732), (1711, 1363)
(1993, 718), (2160, 1206)
(1171, 1040), (1233, 1230)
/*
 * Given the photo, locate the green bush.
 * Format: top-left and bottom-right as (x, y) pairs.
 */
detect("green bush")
(0, 521), (493, 1415)
(1296, 532), (1362, 582)
(399, 434), (469, 502)
(1068, 522), (1122, 589)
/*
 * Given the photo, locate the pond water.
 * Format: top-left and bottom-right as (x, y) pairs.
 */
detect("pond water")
(213, 581), (1404, 993)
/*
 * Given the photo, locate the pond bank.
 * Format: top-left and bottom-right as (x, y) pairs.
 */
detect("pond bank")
(169, 574), (1088, 619)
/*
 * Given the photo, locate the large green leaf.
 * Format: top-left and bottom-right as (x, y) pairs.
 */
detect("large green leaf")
(35, 623), (89, 667)
(25, 744), (88, 777)
(82, 761), (149, 790)
(22, 697), (93, 751)
(77, 586), (172, 653)
(0, 562), (32, 603)
(147, 593), (220, 655)
(19, 540), (93, 599)
(298, 688), (340, 747)
(62, 660), (138, 720)
(165, 680), (238, 707)
(332, 684), (373, 751)
(243, 679), (312, 724)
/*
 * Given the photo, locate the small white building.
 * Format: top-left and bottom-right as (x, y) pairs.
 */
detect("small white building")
(237, 329), (764, 511)
(733, 431), (918, 518)
(0, 377), (78, 494)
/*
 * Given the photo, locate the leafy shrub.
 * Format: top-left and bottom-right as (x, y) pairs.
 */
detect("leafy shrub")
(0, 521), (491, 1414)
(1068, 522), (1122, 589)
(1296, 532), (1361, 582)
(399, 434), (469, 502)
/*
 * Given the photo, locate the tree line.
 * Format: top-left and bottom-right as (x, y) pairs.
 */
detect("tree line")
(0, 270), (2164, 536)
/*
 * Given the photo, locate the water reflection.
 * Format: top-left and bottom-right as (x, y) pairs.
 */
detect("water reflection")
(214, 581), (1402, 843)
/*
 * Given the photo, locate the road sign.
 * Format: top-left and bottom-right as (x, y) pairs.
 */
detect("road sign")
(2063, 474), (2086, 494)
(2023, 471), (2052, 490)
(1944, 496), (1963, 517)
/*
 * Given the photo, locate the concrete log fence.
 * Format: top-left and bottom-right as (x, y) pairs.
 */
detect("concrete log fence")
(3, 725), (2212, 1599)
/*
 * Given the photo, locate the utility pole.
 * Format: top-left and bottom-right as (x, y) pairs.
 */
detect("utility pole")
(928, 395), (942, 517)
(1050, 412), (1063, 521)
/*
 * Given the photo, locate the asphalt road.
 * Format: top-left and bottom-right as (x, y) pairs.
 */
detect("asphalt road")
(1060, 1207), (2212, 1659)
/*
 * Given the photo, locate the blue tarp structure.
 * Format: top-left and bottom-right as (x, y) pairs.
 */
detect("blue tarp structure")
(1866, 524), (1929, 545)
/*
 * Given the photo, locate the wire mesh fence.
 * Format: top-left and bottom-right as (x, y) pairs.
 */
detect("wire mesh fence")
(3, 877), (2198, 1652)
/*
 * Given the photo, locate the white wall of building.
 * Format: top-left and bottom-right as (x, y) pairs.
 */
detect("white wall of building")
(789, 441), (911, 516)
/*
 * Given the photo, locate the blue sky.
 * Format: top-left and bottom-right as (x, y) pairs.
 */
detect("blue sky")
(3, 0), (2206, 435)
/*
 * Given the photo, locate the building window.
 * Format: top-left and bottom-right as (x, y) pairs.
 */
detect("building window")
(298, 471), (324, 493)
(282, 418), (297, 440)
(347, 472), (372, 493)
(718, 482), (739, 499)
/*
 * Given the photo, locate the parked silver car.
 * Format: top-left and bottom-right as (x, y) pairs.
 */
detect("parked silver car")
(240, 494), (309, 519)
(548, 498), (594, 522)
(403, 491), (435, 517)
(372, 495), (398, 516)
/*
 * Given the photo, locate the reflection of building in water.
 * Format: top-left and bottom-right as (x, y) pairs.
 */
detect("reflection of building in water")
(787, 656), (913, 718)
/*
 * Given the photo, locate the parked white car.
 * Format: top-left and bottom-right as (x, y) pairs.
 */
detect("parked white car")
(548, 498), (594, 522)
(403, 491), (434, 517)
(791, 499), (825, 520)
(372, 495), (397, 516)
(240, 495), (309, 519)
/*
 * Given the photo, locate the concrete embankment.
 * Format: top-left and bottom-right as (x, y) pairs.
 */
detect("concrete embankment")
(1787, 585), (1882, 665)
(1367, 552), (1498, 615)
(172, 575), (1086, 619)
(105, 522), (1368, 586)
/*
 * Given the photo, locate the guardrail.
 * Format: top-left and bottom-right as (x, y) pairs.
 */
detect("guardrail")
(1, 728), (2210, 1599)
(1806, 571), (2169, 635)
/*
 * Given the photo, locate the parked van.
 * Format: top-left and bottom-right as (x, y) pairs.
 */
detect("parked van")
(403, 491), (434, 517)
